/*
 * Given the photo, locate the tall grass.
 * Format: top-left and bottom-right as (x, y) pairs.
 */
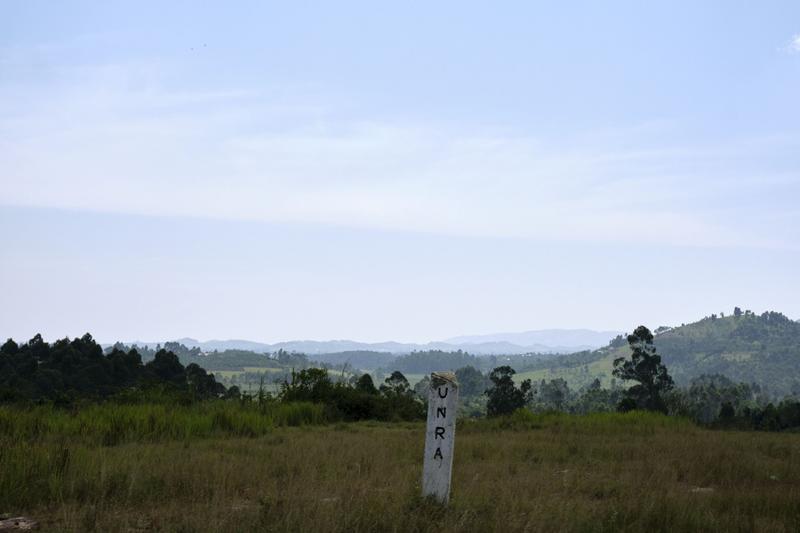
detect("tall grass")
(0, 401), (327, 510)
(2, 409), (800, 531)
(0, 401), (326, 445)
(460, 408), (696, 434)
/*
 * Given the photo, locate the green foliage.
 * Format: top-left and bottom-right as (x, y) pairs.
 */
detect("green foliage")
(413, 374), (431, 398)
(516, 310), (800, 398)
(536, 378), (571, 411)
(275, 349), (310, 367)
(108, 342), (287, 371)
(354, 373), (378, 394)
(704, 399), (800, 432)
(310, 350), (396, 370)
(485, 366), (533, 417)
(0, 334), (228, 403)
(569, 379), (623, 414)
(145, 350), (185, 385)
(380, 370), (412, 396)
(613, 326), (674, 413)
(666, 374), (759, 423)
(454, 365), (489, 398)
(1, 333), (427, 423)
(280, 368), (424, 422)
(185, 363), (228, 399)
(190, 349), (284, 371)
(653, 311), (800, 396)
(387, 350), (481, 374)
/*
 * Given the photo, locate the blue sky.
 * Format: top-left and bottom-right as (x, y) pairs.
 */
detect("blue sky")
(1, 1), (799, 343)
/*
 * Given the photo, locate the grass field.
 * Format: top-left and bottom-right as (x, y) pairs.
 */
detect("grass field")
(2, 408), (800, 532)
(516, 360), (614, 389)
(213, 367), (285, 379)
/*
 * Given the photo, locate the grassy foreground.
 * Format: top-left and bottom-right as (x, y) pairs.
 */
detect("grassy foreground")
(2, 408), (800, 532)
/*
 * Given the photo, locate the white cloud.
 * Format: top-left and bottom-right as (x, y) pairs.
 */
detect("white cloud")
(786, 34), (800, 54)
(1, 64), (798, 251)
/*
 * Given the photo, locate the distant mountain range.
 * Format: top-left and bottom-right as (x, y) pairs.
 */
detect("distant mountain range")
(445, 329), (622, 350)
(117, 329), (622, 356)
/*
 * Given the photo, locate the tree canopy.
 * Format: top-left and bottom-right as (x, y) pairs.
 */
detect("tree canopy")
(0, 334), (228, 402)
(485, 366), (533, 417)
(613, 326), (674, 413)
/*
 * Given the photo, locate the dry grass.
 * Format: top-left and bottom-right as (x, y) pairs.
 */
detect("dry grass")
(3, 411), (800, 532)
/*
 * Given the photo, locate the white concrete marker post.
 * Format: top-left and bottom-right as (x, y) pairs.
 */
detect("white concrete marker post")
(422, 371), (459, 504)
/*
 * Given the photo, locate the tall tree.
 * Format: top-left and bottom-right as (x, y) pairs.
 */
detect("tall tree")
(455, 366), (488, 398)
(145, 349), (186, 385)
(380, 371), (411, 396)
(613, 326), (674, 413)
(485, 366), (533, 417)
(355, 373), (378, 395)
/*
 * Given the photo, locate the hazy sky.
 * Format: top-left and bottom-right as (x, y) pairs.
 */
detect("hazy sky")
(2, 1), (799, 343)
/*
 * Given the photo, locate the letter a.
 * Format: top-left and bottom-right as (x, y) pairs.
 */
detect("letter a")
(434, 447), (443, 460)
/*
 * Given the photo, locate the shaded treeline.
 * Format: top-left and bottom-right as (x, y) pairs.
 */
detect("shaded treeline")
(107, 341), (303, 371)
(486, 369), (800, 431)
(0, 334), (228, 403)
(0, 334), (425, 423)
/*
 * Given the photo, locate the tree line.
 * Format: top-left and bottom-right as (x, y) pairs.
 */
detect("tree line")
(5, 327), (800, 431)
(482, 325), (800, 431)
(0, 333), (426, 422)
(0, 334), (230, 403)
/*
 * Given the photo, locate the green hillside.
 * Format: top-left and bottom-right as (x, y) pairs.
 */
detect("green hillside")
(518, 311), (800, 396)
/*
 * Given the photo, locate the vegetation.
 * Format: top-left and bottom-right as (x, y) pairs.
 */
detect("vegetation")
(108, 341), (296, 371)
(3, 411), (800, 531)
(656, 311), (800, 395)
(612, 326), (674, 413)
(0, 334), (229, 403)
(386, 350), (483, 374)
(518, 310), (800, 397)
(0, 401), (326, 446)
(102, 310), (800, 411)
(4, 318), (800, 530)
(6, 322), (800, 430)
(310, 350), (396, 370)
(0, 334), (424, 423)
(280, 368), (424, 421)
(485, 366), (533, 416)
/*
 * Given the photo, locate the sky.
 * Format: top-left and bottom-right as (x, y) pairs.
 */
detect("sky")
(1, 1), (800, 344)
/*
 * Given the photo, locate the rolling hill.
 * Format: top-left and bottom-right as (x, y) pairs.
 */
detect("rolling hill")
(518, 311), (800, 397)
